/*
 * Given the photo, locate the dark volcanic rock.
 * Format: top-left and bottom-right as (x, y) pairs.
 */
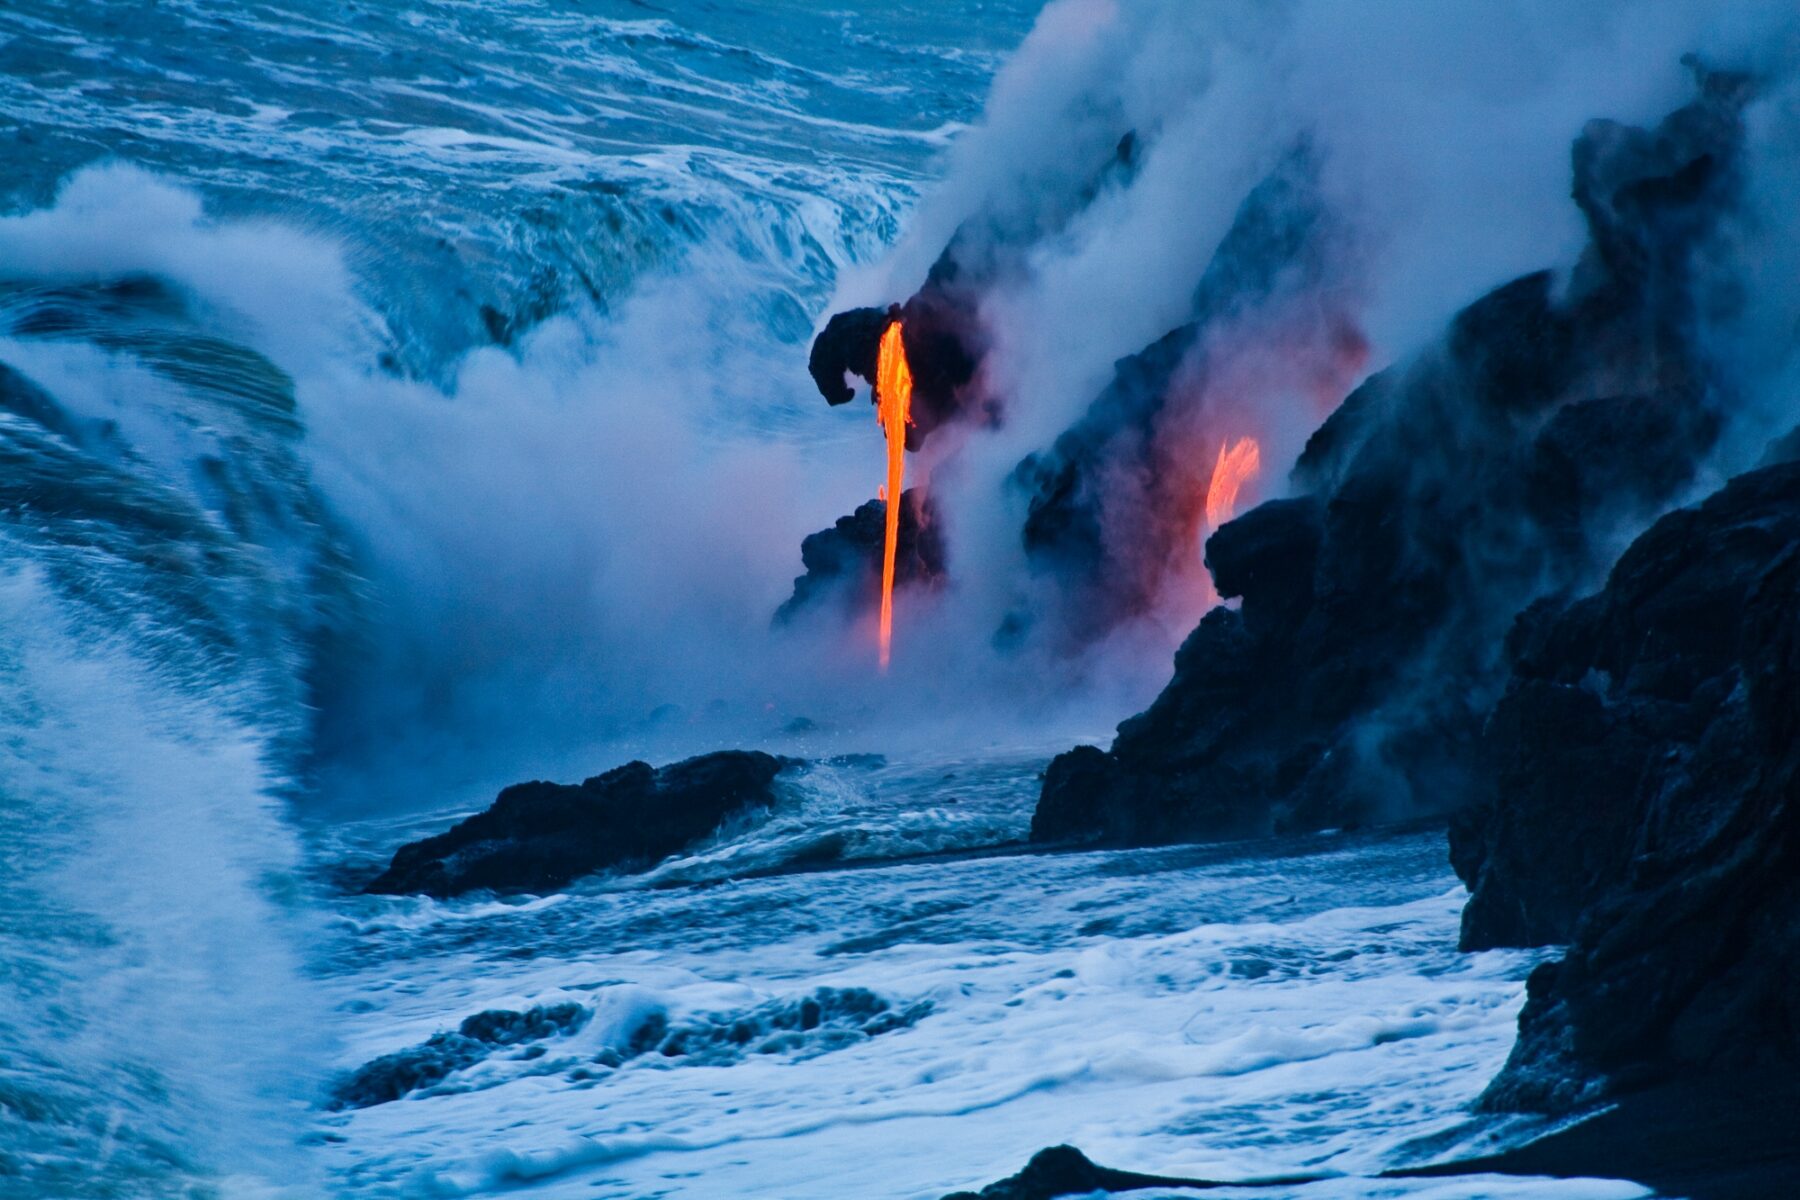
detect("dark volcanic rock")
(649, 985), (931, 1064)
(939, 1145), (1327, 1198)
(808, 305), (890, 407)
(775, 487), (946, 625)
(1012, 144), (1361, 646)
(333, 986), (930, 1110)
(806, 136), (1143, 453)
(806, 275), (981, 453)
(1456, 462), (1800, 951)
(1450, 460), (1800, 1182)
(363, 751), (794, 897)
(329, 1002), (590, 1109)
(1032, 69), (1750, 847)
(940, 1146), (1214, 1199)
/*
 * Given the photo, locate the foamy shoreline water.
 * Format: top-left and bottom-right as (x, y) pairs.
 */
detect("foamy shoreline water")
(314, 786), (1639, 1200)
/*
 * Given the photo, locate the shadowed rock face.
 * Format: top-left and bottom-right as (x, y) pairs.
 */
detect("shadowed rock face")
(805, 266), (983, 452)
(363, 751), (794, 897)
(1456, 462), (1800, 952)
(1010, 143), (1362, 647)
(1453, 462), (1800, 1120)
(806, 135), (1143, 455)
(774, 487), (946, 625)
(1032, 68), (1749, 847)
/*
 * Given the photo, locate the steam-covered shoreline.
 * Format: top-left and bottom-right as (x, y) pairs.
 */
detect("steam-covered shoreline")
(4, 1), (1800, 1197)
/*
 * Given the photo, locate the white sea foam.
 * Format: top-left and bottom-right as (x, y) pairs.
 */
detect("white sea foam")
(311, 826), (1641, 1200)
(0, 562), (328, 1194)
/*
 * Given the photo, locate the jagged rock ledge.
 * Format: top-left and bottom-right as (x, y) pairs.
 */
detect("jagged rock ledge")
(775, 488), (945, 625)
(1031, 64), (1749, 849)
(1448, 459), (1800, 1193)
(363, 750), (796, 898)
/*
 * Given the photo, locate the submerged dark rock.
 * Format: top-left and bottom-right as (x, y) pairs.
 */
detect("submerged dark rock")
(775, 487), (946, 625)
(332, 986), (929, 1110)
(1033, 68), (1750, 847)
(1451, 461), (1800, 1125)
(647, 985), (931, 1065)
(363, 750), (795, 897)
(329, 1002), (590, 1110)
(939, 1145), (1324, 1199)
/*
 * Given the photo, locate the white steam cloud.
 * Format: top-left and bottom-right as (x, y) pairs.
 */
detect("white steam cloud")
(11, 1), (1800, 814)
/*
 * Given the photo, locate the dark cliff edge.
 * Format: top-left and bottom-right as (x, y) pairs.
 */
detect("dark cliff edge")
(1005, 463), (1800, 1200)
(1434, 461), (1800, 1197)
(1006, 63), (1800, 1200)
(1032, 65), (1752, 848)
(363, 750), (796, 897)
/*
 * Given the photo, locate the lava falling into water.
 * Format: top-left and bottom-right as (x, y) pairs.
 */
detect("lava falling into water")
(875, 321), (914, 671)
(1205, 436), (1262, 528)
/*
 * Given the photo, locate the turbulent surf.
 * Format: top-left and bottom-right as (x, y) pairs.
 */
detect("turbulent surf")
(3, 2), (1799, 1199)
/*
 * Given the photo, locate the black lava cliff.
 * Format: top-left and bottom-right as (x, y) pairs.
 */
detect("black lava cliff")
(1458, 460), (1800, 1120)
(1033, 67), (1752, 847)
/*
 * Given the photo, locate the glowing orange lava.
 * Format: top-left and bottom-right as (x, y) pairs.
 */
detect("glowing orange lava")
(1205, 436), (1262, 528)
(875, 320), (914, 671)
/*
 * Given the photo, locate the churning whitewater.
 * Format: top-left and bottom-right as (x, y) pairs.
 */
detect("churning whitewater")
(4, 1), (1800, 1198)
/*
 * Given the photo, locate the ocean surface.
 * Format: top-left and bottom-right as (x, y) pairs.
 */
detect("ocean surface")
(0, 3), (1650, 1197)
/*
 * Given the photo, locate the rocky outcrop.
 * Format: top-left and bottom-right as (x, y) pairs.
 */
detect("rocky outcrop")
(774, 488), (946, 625)
(1010, 144), (1363, 647)
(363, 751), (795, 897)
(806, 135), (1144, 453)
(942, 1146), (1208, 1199)
(332, 985), (929, 1110)
(808, 305), (890, 407)
(1032, 67), (1750, 846)
(1455, 462), (1800, 950)
(1452, 461), (1800, 1120)
(939, 1146), (1197, 1199)
(938, 1145), (1328, 1199)
(806, 267), (982, 451)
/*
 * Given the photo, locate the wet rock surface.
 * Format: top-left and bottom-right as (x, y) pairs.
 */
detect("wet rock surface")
(640, 985), (931, 1066)
(939, 1145), (1219, 1199)
(1033, 69), (1750, 847)
(938, 1145), (1327, 1199)
(1457, 462), (1800, 1127)
(329, 1002), (590, 1110)
(363, 750), (795, 897)
(331, 986), (930, 1110)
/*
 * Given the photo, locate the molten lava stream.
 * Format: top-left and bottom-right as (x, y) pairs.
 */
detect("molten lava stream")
(875, 321), (914, 671)
(1205, 436), (1261, 529)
